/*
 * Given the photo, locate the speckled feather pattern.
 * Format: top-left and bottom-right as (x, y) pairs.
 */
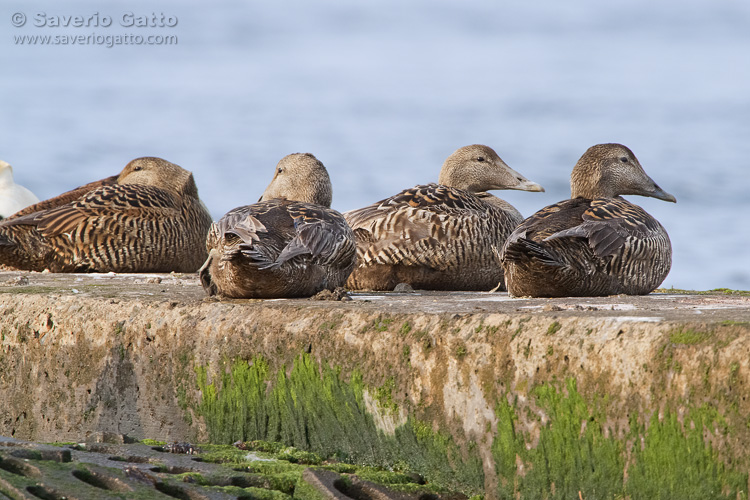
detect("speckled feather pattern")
(344, 183), (524, 291)
(501, 196), (672, 297)
(200, 199), (356, 298)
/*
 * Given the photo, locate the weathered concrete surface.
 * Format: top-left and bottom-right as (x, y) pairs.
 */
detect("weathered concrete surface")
(0, 270), (749, 498)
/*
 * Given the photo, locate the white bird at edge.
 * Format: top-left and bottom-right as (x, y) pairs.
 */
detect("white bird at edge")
(0, 160), (40, 219)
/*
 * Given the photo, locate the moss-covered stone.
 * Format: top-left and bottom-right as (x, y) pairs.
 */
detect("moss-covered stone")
(546, 321), (562, 335)
(669, 327), (712, 345)
(196, 353), (485, 495)
(3, 274), (750, 499)
(626, 406), (747, 500)
(654, 287), (750, 296)
(491, 379), (748, 499)
(372, 377), (399, 415)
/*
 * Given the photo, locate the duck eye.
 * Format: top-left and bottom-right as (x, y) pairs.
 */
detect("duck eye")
(476, 157), (485, 162)
(277, 168), (283, 174)
(133, 166), (142, 171)
(619, 157), (628, 163)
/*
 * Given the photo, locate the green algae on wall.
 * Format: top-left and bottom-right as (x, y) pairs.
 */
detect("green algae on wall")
(492, 379), (748, 500)
(668, 327), (712, 345)
(195, 353), (485, 495)
(493, 378), (624, 499)
(627, 406), (747, 500)
(196, 355), (749, 499)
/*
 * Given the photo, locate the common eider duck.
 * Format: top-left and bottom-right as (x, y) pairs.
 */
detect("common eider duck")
(199, 153), (356, 298)
(344, 144), (544, 291)
(0, 160), (40, 219)
(0, 157), (213, 273)
(501, 143), (676, 297)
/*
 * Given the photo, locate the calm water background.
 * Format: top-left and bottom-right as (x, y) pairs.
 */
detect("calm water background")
(1, 0), (748, 290)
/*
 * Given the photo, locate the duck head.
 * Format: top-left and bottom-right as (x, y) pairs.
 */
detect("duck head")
(260, 153), (333, 207)
(570, 143), (676, 202)
(438, 144), (544, 193)
(118, 157), (199, 198)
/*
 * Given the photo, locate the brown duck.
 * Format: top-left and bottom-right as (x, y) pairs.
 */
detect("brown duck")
(0, 157), (213, 273)
(199, 153), (356, 298)
(501, 143), (676, 297)
(344, 144), (544, 291)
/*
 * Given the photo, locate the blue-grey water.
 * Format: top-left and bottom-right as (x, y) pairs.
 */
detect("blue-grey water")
(1, 0), (749, 290)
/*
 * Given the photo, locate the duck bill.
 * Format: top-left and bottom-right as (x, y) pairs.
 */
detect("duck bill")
(512, 179), (545, 192)
(645, 182), (676, 203)
(496, 165), (545, 192)
(625, 170), (676, 203)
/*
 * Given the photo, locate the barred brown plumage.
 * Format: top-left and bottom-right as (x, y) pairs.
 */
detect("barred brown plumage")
(344, 144), (544, 291)
(198, 153), (356, 298)
(0, 157), (213, 273)
(501, 143), (676, 297)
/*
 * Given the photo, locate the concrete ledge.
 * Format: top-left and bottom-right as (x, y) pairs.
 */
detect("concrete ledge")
(1, 271), (749, 498)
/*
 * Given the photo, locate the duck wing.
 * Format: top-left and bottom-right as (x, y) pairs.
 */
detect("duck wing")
(345, 184), (496, 271)
(210, 201), (288, 268)
(345, 183), (486, 226)
(18, 183), (182, 239)
(215, 206), (268, 246)
(272, 203), (355, 269)
(502, 196), (672, 297)
(0, 183), (186, 272)
(501, 198), (592, 266)
(212, 200), (354, 271)
(542, 198), (662, 257)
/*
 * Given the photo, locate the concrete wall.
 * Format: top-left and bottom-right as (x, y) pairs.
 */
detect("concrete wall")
(1, 272), (749, 498)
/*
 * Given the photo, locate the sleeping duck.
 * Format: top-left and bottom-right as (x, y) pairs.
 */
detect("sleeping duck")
(199, 153), (356, 298)
(0, 157), (212, 273)
(344, 144), (544, 291)
(501, 143), (676, 297)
